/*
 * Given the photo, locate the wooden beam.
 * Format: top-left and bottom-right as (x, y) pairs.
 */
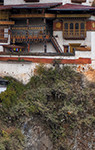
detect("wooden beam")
(0, 21), (15, 25)
(45, 14), (56, 18)
(57, 14), (90, 18)
(28, 43), (30, 53)
(10, 13), (56, 18)
(10, 14), (45, 18)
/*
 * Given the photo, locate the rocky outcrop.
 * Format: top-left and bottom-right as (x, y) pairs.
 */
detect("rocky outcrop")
(22, 118), (53, 150)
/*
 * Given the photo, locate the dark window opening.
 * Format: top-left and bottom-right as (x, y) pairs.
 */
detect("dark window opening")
(24, 0), (39, 2)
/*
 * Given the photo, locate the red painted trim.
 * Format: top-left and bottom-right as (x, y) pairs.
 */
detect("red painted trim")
(0, 57), (91, 64)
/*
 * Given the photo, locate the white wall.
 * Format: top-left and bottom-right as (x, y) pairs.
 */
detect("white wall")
(75, 51), (91, 59)
(0, 46), (3, 52)
(4, 0), (25, 5)
(40, 0), (62, 3)
(0, 61), (37, 84)
(4, 0), (94, 5)
(4, 0), (63, 5)
(83, 0), (94, 6)
(0, 53), (92, 84)
(30, 42), (56, 53)
(53, 31), (91, 51)
(91, 32), (95, 59)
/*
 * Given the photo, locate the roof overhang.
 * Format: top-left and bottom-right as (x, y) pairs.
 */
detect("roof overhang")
(0, 3), (62, 10)
(49, 3), (95, 12)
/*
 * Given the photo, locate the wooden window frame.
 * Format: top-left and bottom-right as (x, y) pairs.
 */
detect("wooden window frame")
(63, 20), (86, 40)
(63, 45), (69, 53)
(69, 43), (81, 53)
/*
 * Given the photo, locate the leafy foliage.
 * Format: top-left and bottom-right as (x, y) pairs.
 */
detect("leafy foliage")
(0, 65), (95, 149)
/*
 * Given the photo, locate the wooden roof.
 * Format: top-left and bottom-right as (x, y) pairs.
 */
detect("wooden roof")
(50, 3), (95, 11)
(0, 3), (62, 10)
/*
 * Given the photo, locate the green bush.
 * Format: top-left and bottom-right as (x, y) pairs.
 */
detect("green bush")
(0, 65), (95, 150)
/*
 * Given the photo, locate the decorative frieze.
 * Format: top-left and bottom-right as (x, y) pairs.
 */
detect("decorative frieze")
(86, 21), (95, 31)
(0, 11), (10, 20)
(53, 21), (63, 31)
(10, 14), (55, 18)
(57, 14), (90, 18)
(0, 21), (15, 25)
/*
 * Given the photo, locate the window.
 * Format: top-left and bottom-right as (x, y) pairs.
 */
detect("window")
(0, 27), (8, 43)
(4, 29), (8, 38)
(63, 21), (86, 39)
(63, 45), (69, 53)
(24, 0), (39, 2)
(71, 0), (86, 3)
(0, 0), (3, 5)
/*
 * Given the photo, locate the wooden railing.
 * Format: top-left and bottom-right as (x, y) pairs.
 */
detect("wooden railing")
(63, 29), (86, 39)
(11, 25), (50, 43)
(51, 36), (63, 53)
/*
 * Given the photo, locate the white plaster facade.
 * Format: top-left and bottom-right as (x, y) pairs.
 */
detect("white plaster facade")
(0, 61), (37, 84)
(53, 31), (92, 51)
(91, 32), (95, 59)
(30, 43), (56, 53)
(4, 0), (63, 5)
(4, 0), (94, 6)
(0, 53), (92, 84)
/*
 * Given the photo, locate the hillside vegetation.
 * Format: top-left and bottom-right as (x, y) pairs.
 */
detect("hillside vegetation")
(0, 64), (95, 150)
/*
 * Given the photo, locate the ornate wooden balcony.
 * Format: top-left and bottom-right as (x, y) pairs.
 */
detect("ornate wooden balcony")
(63, 29), (86, 40)
(11, 25), (50, 43)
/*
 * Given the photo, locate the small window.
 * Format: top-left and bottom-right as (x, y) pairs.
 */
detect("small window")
(64, 45), (69, 53)
(65, 23), (68, 29)
(0, 0), (3, 5)
(70, 23), (73, 29)
(75, 23), (79, 30)
(24, 0), (39, 2)
(0, 27), (8, 43)
(4, 29), (8, 38)
(71, 0), (86, 3)
(81, 23), (84, 29)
